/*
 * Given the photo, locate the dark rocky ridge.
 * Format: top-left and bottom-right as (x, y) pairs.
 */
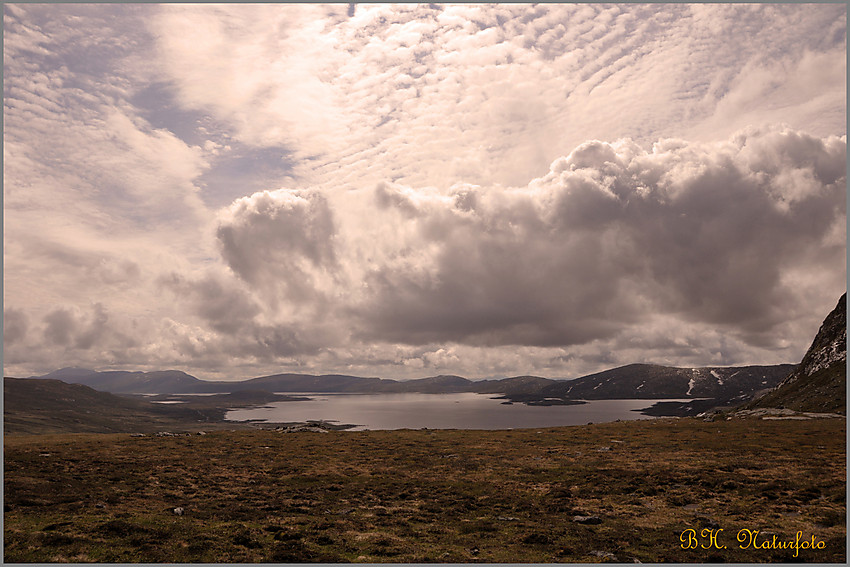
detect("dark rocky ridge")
(745, 293), (846, 414)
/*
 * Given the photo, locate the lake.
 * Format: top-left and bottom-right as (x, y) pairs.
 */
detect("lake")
(224, 392), (690, 430)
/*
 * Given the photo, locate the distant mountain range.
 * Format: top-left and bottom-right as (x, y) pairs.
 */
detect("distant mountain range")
(9, 293), (845, 431)
(29, 363), (793, 408)
(22, 292), (846, 417)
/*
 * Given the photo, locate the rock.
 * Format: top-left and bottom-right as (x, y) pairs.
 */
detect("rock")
(572, 515), (602, 525)
(590, 550), (618, 561)
(277, 424), (330, 433)
(696, 516), (720, 530)
(522, 533), (551, 545)
(173, 507), (184, 516)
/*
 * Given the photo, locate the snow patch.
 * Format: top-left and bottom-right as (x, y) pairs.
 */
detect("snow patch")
(805, 335), (847, 376)
(710, 370), (724, 386)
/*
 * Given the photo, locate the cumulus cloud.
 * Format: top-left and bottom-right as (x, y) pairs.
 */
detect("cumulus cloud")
(213, 127), (845, 365)
(155, 267), (338, 365)
(216, 189), (339, 310)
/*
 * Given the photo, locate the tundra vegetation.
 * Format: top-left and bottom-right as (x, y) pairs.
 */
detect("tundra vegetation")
(4, 417), (845, 563)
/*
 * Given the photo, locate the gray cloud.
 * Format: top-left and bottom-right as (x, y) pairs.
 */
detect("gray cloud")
(20, 239), (143, 288)
(43, 308), (76, 346)
(156, 268), (332, 364)
(211, 127), (843, 356)
(158, 271), (261, 335)
(207, 127), (845, 360)
(4, 309), (29, 345)
(42, 303), (110, 350)
(354, 128), (844, 349)
(216, 189), (339, 307)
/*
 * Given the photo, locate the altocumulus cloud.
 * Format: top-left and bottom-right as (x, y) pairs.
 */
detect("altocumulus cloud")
(213, 126), (845, 361)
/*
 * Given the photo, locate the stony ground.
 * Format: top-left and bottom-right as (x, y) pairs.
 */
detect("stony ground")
(4, 417), (846, 563)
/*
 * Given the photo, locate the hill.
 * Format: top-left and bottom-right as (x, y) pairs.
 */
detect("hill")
(3, 378), (224, 435)
(473, 375), (557, 395)
(745, 293), (846, 414)
(34, 368), (220, 394)
(28, 363), (795, 412)
(236, 373), (394, 393)
(538, 363), (794, 401)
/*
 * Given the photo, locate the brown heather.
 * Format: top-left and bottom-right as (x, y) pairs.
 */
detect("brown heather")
(4, 417), (846, 563)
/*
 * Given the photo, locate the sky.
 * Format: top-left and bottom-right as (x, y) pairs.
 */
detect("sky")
(3, 3), (846, 382)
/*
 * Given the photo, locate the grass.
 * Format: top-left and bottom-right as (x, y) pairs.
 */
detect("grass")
(4, 417), (846, 563)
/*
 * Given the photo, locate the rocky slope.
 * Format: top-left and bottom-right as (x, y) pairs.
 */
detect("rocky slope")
(745, 293), (846, 414)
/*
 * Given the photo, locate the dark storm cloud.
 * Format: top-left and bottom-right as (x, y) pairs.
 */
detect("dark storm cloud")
(350, 127), (845, 348)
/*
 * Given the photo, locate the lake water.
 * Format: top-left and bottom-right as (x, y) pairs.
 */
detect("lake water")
(224, 392), (688, 431)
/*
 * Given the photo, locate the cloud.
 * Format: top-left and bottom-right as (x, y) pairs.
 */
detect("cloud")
(158, 271), (261, 335)
(355, 128), (844, 349)
(4, 309), (29, 346)
(149, 4), (353, 161)
(42, 303), (112, 350)
(216, 189), (339, 310)
(3, 4), (845, 380)
(146, 3), (846, 194)
(212, 127), (845, 365)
